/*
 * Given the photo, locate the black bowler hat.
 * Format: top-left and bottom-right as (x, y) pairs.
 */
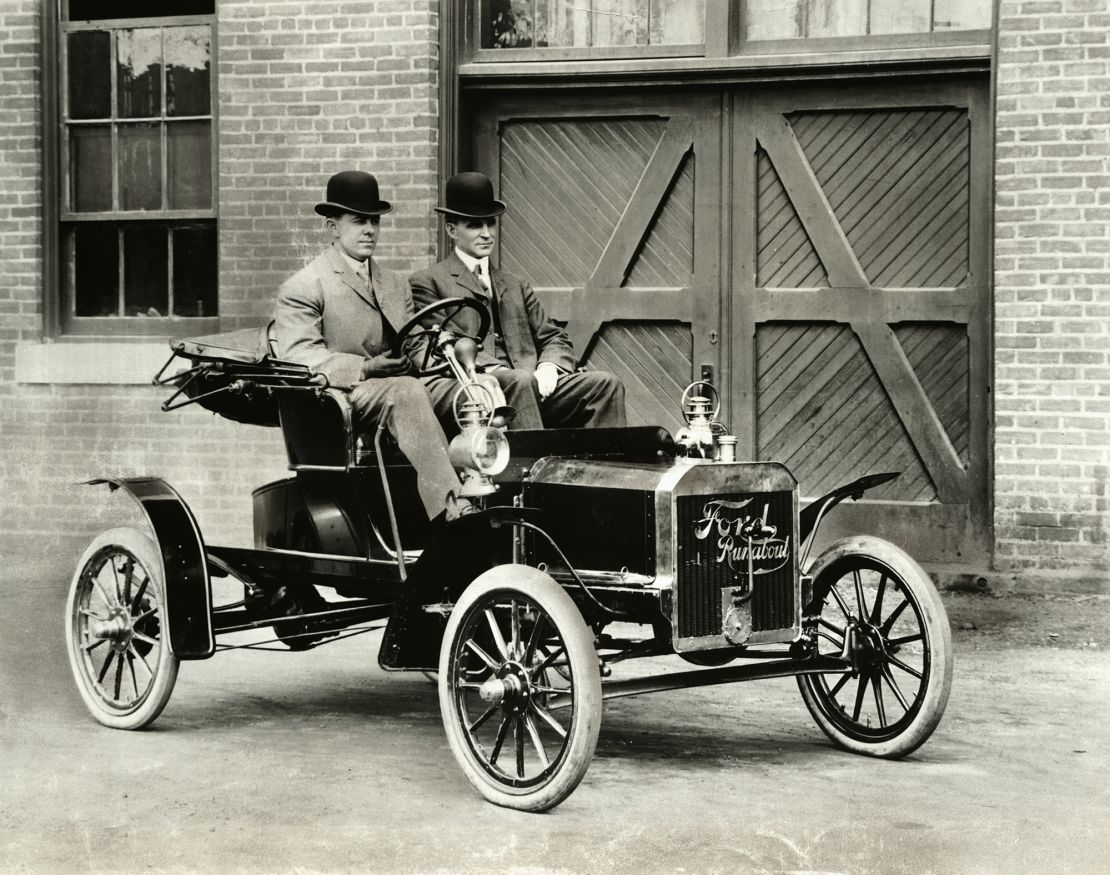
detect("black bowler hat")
(314, 170), (392, 217)
(434, 172), (506, 219)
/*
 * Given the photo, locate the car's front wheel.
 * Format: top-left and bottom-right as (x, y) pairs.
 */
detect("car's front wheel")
(438, 565), (602, 812)
(798, 536), (952, 758)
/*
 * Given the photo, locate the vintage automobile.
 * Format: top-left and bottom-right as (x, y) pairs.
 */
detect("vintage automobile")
(66, 298), (953, 812)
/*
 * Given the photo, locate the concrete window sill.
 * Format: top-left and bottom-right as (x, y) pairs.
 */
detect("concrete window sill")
(15, 340), (172, 385)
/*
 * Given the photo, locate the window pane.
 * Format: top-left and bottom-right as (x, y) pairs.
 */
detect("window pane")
(167, 120), (211, 209)
(119, 123), (162, 210)
(67, 31), (110, 119)
(173, 225), (216, 317)
(166, 26), (210, 117)
(117, 28), (162, 118)
(542, 0), (586, 47)
(593, 1), (648, 47)
(483, 0), (703, 47)
(123, 227), (168, 316)
(746, 0), (802, 40)
(70, 124), (113, 212)
(870, 0), (930, 35)
(68, 0), (214, 20)
(934, 0), (992, 29)
(650, 0), (704, 43)
(74, 224), (120, 316)
(809, 0), (868, 37)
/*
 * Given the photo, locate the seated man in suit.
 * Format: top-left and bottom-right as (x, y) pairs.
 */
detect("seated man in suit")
(272, 170), (474, 520)
(409, 172), (626, 431)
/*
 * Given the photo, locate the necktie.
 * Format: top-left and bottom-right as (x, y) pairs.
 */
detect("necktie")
(471, 263), (505, 349)
(357, 260), (393, 341)
(472, 264), (491, 295)
(357, 261), (381, 308)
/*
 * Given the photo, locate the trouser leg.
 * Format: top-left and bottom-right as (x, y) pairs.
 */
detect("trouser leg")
(485, 368), (544, 429)
(540, 370), (626, 428)
(423, 373), (510, 438)
(348, 376), (462, 519)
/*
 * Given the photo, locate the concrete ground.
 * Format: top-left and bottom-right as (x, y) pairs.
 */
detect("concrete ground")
(1, 554), (1107, 875)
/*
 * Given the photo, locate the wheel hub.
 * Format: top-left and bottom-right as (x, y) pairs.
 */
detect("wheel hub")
(850, 622), (886, 670)
(477, 662), (532, 710)
(90, 605), (133, 653)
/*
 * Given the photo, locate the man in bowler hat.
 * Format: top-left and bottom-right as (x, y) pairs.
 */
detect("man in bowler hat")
(410, 172), (626, 430)
(273, 170), (474, 520)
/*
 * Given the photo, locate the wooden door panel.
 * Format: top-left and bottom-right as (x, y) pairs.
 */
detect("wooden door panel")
(584, 322), (692, 432)
(477, 93), (721, 429)
(756, 322), (934, 501)
(499, 116), (667, 286)
(757, 149), (829, 287)
(790, 108), (972, 287)
(738, 80), (990, 565)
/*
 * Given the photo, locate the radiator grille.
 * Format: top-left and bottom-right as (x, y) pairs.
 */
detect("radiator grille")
(675, 491), (796, 639)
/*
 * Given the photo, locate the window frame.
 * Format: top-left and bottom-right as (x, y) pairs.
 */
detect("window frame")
(44, 2), (220, 338)
(459, 0), (993, 65)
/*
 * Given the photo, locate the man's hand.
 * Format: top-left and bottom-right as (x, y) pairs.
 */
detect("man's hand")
(534, 362), (560, 400)
(361, 353), (412, 379)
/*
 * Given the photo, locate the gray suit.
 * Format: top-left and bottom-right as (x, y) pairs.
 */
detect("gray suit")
(409, 251), (625, 429)
(274, 244), (461, 519)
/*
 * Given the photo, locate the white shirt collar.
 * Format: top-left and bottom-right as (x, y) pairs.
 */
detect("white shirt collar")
(454, 248), (489, 277)
(336, 247), (369, 276)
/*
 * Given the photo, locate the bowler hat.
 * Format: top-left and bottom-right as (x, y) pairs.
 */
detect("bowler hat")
(314, 170), (392, 217)
(434, 172), (506, 219)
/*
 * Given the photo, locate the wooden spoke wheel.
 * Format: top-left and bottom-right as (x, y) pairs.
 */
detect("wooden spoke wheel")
(798, 536), (952, 758)
(65, 528), (179, 730)
(438, 565), (602, 812)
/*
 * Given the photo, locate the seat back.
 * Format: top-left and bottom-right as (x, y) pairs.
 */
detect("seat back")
(277, 388), (354, 469)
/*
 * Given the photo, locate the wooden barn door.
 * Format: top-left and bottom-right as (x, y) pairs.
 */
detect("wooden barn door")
(474, 92), (723, 435)
(731, 79), (991, 565)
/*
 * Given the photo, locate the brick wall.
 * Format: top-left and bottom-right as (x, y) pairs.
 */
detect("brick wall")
(217, 0), (441, 329)
(993, 0), (1110, 582)
(0, 0), (41, 390)
(0, 1), (441, 569)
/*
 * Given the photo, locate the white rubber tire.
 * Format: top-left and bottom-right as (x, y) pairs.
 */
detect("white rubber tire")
(438, 564), (602, 812)
(66, 527), (180, 730)
(798, 535), (953, 758)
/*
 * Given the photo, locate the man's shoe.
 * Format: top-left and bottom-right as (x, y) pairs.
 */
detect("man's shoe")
(445, 491), (480, 521)
(490, 404), (516, 430)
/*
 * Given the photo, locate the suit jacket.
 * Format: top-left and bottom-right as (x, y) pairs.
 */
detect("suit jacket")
(408, 251), (576, 374)
(273, 245), (413, 389)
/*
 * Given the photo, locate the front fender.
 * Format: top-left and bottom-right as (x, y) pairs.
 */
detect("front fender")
(88, 478), (214, 659)
(377, 506), (545, 671)
(799, 472), (900, 563)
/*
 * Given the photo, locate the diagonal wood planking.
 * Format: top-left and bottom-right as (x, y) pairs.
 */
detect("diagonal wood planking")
(756, 108), (969, 503)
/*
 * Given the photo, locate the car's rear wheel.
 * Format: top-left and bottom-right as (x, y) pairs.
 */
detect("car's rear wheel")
(798, 536), (952, 758)
(66, 527), (179, 729)
(438, 565), (602, 812)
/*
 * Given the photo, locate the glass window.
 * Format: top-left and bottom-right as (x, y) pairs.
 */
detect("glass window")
(60, 4), (216, 331)
(482, 0), (705, 49)
(744, 0), (991, 41)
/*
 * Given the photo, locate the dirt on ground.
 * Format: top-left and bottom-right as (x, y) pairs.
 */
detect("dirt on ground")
(944, 589), (1109, 651)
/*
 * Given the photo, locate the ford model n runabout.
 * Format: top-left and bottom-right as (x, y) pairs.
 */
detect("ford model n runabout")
(66, 299), (953, 812)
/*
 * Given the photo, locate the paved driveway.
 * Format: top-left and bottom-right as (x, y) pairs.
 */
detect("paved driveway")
(1, 557), (1107, 874)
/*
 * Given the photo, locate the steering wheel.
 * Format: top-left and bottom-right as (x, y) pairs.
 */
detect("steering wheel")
(391, 297), (491, 377)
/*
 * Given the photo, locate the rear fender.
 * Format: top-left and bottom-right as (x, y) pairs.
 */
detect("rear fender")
(377, 506), (544, 671)
(88, 478), (215, 659)
(799, 472), (900, 568)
